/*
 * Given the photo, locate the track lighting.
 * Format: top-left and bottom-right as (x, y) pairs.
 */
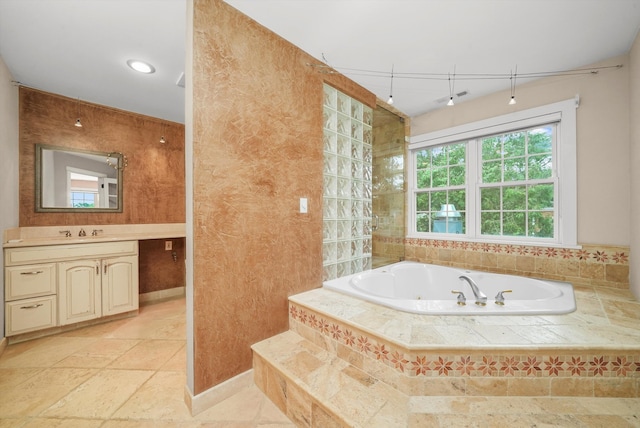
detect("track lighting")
(387, 64), (394, 105)
(509, 66), (517, 105)
(447, 67), (456, 107)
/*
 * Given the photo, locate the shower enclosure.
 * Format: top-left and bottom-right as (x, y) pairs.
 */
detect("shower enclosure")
(323, 84), (405, 280)
(371, 105), (406, 268)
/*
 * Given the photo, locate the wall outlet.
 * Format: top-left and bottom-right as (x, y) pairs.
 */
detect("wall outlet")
(165, 240), (173, 251)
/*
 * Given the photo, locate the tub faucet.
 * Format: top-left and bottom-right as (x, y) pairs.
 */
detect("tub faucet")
(459, 275), (487, 306)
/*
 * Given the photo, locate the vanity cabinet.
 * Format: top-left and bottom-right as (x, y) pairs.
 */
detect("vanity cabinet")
(4, 241), (138, 336)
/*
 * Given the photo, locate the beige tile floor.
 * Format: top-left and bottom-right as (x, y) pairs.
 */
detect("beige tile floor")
(0, 297), (295, 427)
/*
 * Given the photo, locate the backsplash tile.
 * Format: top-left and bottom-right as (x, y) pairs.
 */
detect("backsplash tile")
(404, 238), (630, 288)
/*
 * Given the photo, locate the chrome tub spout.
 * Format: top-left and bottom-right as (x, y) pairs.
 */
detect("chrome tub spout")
(459, 275), (487, 306)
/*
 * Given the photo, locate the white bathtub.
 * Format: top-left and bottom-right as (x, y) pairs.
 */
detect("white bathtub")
(323, 261), (576, 315)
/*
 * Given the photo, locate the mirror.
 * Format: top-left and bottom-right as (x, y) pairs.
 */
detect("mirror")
(35, 144), (123, 212)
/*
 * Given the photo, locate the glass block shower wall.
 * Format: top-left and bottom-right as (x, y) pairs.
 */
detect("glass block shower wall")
(323, 84), (373, 280)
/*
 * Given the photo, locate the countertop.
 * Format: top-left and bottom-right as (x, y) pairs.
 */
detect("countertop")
(3, 223), (186, 248)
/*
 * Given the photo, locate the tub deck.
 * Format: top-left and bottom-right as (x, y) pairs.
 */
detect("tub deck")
(252, 282), (640, 426)
(291, 282), (640, 351)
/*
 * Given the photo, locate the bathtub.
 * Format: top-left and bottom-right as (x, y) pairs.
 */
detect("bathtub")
(323, 261), (576, 315)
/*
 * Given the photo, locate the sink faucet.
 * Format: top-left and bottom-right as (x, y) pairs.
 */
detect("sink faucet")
(78, 228), (86, 237)
(459, 275), (487, 306)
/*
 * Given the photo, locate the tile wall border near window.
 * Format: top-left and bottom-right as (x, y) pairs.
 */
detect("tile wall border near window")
(401, 238), (629, 289)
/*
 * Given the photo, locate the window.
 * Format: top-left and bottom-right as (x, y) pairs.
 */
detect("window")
(408, 99), (578, 247)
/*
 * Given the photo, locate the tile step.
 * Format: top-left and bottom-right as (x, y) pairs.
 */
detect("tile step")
(252, 330), (409, 427)
(252, 330), (640, 427)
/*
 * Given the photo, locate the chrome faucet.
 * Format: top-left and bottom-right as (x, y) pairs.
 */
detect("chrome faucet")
(78, 228), (86, 237)
(459, 275), (487, 306)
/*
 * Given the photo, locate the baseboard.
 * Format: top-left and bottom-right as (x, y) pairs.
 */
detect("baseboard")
(139, 286), (185, 304)
(0, 337), (7, 357)
(184, 369), (254, 416)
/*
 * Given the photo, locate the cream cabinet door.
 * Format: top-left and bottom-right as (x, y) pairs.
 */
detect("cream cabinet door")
(58, 259), (102, 325)
(102, 255), (139, 316)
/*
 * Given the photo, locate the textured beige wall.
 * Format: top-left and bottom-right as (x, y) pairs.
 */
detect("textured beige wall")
(630, 32), (640, 299)
(191, 0), (375, 394)
(411, 55), (631, 247)
(0, 56), (19, 341)
(18, 88), (185, 226)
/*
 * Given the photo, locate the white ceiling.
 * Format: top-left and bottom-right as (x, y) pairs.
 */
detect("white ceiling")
(1, 0), (639, 124)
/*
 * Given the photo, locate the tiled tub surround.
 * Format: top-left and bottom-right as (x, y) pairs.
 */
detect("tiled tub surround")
(405, 238), (630, 289)
(286, 286), (640, 399)
(253, 283), (640, 426)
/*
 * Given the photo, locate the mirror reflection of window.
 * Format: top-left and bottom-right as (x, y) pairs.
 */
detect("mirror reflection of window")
(68, 171), (99, 208)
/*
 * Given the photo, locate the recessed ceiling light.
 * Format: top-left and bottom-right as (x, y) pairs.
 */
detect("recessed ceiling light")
(126, 59), (156, 74)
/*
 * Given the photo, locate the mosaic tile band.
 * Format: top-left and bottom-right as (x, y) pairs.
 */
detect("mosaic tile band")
(289, 304), (640, 382)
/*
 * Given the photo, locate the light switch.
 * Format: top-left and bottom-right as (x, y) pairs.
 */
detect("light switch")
(299, 197), (308, 213)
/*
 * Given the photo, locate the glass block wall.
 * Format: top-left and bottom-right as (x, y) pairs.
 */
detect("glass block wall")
(323, 84), (373, 280)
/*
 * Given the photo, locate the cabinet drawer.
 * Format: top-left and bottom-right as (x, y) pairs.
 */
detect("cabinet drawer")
(5, 241), (138, 266)
(5, 264), (56, 301)
(5, 295), (57, 336)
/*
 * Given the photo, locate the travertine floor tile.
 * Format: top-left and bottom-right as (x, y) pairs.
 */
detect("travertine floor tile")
(107, 339), (183, 370)
(54, 338), (140, 368)
(21, 417), (104, 427)
(41, 369), (154, 419)
(0, 368), (97, 417)
(112, 371), (192, 421)
(0, 337), (98, 368)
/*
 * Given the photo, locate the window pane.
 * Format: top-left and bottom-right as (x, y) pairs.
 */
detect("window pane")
(529, 212), (554, 238)
(482, 160), (502, 183)
(528, 127), (553, 154)
(528, 184), (554, 210)
(504, 157), (526, 181)
(416, 150), (430, 168)
(449, 143), (466, 165)
(416, 213), (430, 232)
(449, 190), (466, 211)
(503, 186), (526, 211)
(528, 154), (552, 179)
(432, 167), (448, 187)
(482, 136), (501, 161)
(503, 132), (525, 157)
(503, 211), (526, 236)
(481, 188), (500, 211)
(417, 169), (431, 188)
(432, 146), (447, 166)
(481, 212), (501, 235)
(431, 191), (447, 211)
(416, 193), (429, 211)
(450, 165), (465, 185)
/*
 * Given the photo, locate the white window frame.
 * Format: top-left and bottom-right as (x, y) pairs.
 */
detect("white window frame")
(408, 98), (579, 248)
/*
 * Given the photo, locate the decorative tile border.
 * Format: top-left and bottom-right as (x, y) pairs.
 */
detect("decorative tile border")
(403, 238), (630, 288)
(289, 304), (640, 381)
(404, 238), (629, 265)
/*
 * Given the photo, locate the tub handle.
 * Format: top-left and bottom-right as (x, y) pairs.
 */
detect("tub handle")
(495, 290), (513, 305)
(451, 290), (466, 306)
